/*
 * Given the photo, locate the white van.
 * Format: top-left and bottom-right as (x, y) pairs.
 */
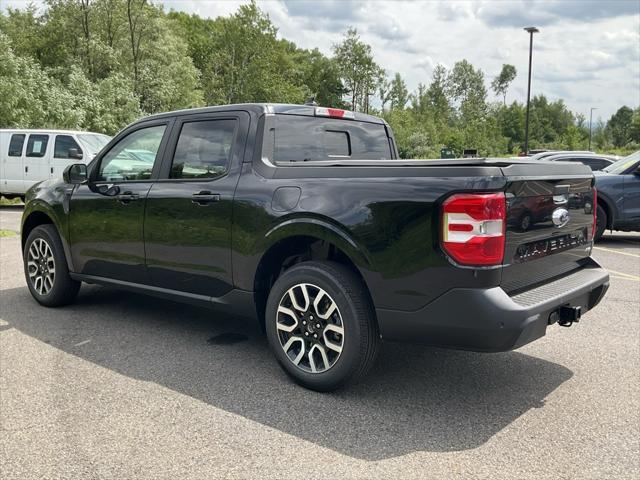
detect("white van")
(0, 129), (111, 199)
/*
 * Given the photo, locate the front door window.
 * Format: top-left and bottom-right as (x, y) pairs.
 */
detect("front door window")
(97, 125), (166, 182)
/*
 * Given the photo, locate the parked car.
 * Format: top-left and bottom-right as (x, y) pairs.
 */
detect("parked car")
(21, 104), (609, 391)
(0, 129), (111, 200)
(593, 151), (640, 240)
(529, 150), (594, 161)
(542, 153), (616, 171)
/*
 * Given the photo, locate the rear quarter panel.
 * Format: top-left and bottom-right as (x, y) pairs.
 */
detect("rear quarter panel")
(232, 163), (507, 311)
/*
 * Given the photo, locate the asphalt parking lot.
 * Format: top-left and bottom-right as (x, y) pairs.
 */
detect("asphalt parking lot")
(1, 206), (638, 479)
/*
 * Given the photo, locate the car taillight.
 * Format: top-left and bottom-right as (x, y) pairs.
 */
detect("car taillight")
(441, 192), (506, 266)
(592, 187), (597, 240)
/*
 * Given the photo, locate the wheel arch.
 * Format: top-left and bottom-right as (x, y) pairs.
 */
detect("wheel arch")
(596, 192), (615, 229)
(252, 218), (374, 330)
(21, 210), (55, 250)
(21, 204), (74, 271)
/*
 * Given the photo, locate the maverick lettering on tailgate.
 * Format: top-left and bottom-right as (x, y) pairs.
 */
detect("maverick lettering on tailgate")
(514, 229), (589, 263)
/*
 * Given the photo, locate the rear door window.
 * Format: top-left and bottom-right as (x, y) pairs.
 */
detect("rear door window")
(274, 115), (392, 162)
(26, 134), (49, 157)
(8, 134), (25, 156)
(54, 135), (83, 159)
(170, 119), (236, 179)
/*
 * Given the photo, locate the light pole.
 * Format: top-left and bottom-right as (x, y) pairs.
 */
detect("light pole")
(589, 107), (597, 151)
(523, 26), (539, 155)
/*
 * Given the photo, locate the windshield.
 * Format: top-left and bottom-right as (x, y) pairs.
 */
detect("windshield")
(603, 150), (640, 174)
(78, 133), (111, 154)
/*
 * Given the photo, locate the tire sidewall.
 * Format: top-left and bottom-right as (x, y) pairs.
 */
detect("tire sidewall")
(595, 205), (606, 241)
(265, 263), (366, 390)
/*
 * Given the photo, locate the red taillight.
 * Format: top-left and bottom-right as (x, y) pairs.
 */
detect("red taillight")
(592, 187), (597, 240)
(441, 192), (506, 266)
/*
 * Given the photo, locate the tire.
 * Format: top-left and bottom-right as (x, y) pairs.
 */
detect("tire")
(23, 224), (80, 307)
(265, 261), (380, 391)
(519, 213), (532, 231)
(594, 205), (607, 241)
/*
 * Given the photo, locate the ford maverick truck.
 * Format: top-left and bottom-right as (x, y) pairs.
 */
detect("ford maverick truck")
(21, 104), (609, 391)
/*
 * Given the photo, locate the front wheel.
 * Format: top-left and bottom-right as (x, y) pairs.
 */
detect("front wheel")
(23, 225), (80, 307)
(265, 261), (380, 391)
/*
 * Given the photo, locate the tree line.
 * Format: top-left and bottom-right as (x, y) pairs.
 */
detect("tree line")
(1, 0), (638, 157)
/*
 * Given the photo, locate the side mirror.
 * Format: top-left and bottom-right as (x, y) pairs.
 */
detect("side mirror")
(68, 148), (83, 160)
(63, 163), (88, 184)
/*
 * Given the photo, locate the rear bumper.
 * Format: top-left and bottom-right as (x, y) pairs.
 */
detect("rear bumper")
(376, 259), (609, 352)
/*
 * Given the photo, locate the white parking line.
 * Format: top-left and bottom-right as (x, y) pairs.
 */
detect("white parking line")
(607, 269), (640, 282)
(594, 246), (640, 258)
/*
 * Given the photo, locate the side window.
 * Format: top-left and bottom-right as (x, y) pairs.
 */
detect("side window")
(26, 134), (49, 158)
(97, 125), (166, 182)
(54, 135), (82, 159)
(324, 130), (351, 157)
(170, 119), (236, 179)
(8, 134), (25, 156)
(584, 158), (609, 171)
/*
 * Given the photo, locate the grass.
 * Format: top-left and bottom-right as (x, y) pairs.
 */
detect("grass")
(0, 229), (17, 238)
(0, 196), (22, 206)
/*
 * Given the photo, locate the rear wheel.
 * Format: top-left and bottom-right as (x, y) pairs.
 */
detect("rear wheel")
(595, 205), (607, 241)
(23, 225), (80, 307)
(265, 261), (380, 391)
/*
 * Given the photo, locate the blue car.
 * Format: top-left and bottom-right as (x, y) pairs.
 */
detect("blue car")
(594, 151), (640, 240)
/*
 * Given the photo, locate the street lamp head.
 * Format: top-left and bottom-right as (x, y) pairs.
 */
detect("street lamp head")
(524, 27), (539, 33)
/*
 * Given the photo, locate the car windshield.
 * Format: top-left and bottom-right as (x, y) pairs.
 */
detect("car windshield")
(78, 133), (111, 154)
(603, 150), (640, 174)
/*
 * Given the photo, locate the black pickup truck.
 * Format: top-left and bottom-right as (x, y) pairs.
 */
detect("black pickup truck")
(21, 104), (609, 391)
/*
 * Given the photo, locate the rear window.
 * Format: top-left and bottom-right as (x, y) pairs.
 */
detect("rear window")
(274, 115), (392, 162)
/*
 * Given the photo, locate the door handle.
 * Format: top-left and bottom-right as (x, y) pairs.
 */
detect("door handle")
(116, 191), (139, 204)
(25, 166), (28, 173)
(191, 191), (220, 206)
(51, 167), (54, 174)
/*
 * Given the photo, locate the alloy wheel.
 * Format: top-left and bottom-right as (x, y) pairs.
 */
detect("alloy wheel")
(276, 283), (345, 373)
(27, 238), (56, 295)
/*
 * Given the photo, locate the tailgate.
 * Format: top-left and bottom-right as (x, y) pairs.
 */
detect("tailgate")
(500, 162), (596, 293)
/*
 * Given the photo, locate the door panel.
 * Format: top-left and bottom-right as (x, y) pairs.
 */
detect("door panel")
(623, 172), (640, 223)
(3, 134), (26, 193)
(69, 122), (171, 283)
(144, 113), (249, 297)
(24, 134), (51, 190)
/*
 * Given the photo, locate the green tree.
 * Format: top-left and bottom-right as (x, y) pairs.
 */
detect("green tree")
(333, 27), (383, 112)
(630, 107), (640, 144)
(606, 106), (634, 147)
(425, 64), (451, 124)
(388, 72), (409, 110)
(491, 64), (517, 105)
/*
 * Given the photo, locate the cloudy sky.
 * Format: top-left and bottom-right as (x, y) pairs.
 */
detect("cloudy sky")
(5, 0), (639, 121)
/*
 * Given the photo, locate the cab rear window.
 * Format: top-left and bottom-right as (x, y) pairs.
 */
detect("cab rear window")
(274, 115), (392, 162)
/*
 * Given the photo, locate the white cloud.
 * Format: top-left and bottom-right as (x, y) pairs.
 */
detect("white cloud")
(3, 0), (639, 119)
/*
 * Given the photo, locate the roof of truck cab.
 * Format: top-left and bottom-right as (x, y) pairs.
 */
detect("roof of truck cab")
(0, 129), (108, 135)
(139, 103), (387, 124)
